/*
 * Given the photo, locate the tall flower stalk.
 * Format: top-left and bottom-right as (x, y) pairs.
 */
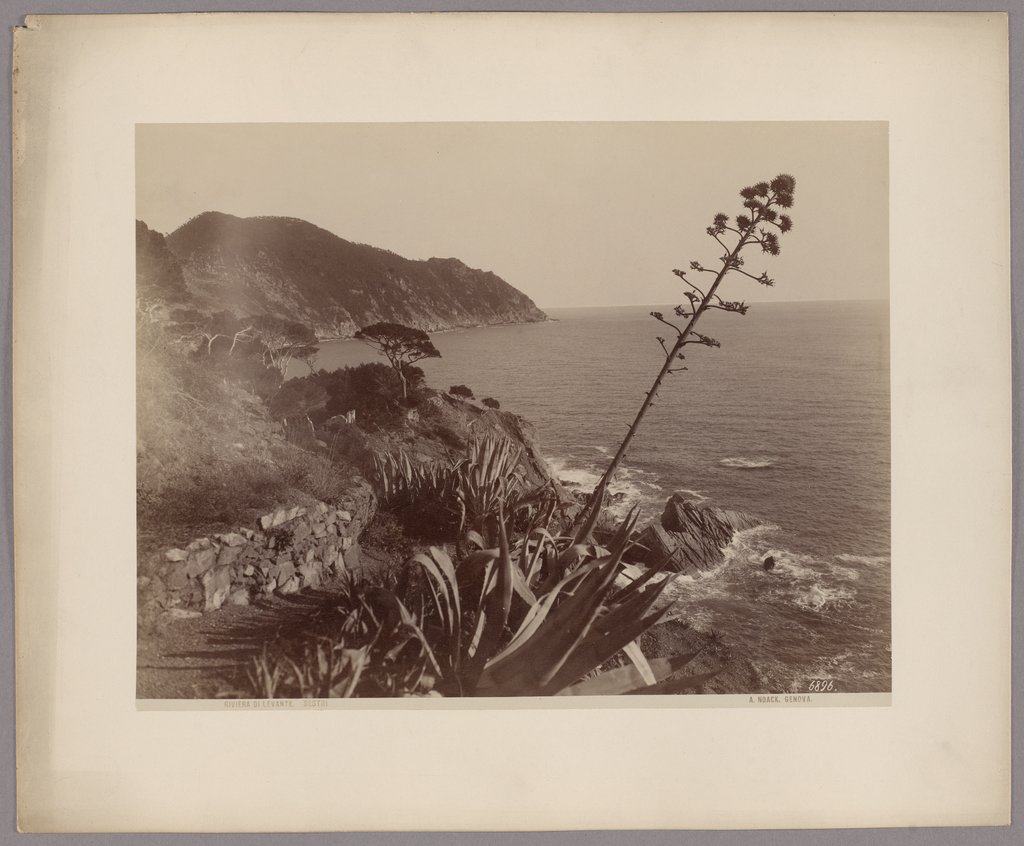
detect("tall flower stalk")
(578, 175), (797, 531)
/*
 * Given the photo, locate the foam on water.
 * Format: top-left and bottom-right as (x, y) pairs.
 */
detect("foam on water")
(665, 525), (862, 617)
(794, 583), (855, 612)
(718, 456), (777, 469)
(546, 455), (664, 519)
(545, 457), (601, 489)
(828, 563), (861, 581)
(835, 553), (890, 567)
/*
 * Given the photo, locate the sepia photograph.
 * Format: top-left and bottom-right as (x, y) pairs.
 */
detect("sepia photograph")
(135, 121), (890, 702)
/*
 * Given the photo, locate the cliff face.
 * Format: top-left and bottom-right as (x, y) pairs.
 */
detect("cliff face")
(145, 212), (547, 337)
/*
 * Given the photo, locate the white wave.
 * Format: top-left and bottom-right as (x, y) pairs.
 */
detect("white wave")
(828, 563), (861, 581)
(544, 456), (658, 519)
(719, 456), (776, 469)
(662, 525), (780, 608)
(770, 555), (819, 582)
(672, 488), (707, 502)
(835, 553), (890, 567)
(794, 583), (854, 612)
(545, 458), (601, 489)
(734, 538), (860, 612)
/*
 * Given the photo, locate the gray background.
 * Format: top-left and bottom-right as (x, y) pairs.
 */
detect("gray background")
(1, 1), (1020, 843)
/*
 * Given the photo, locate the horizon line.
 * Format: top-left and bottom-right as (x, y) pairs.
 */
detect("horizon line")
(537, 297), (890, 310)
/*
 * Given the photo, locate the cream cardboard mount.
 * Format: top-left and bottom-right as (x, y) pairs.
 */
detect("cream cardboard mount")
(12, 11), (1012, 832)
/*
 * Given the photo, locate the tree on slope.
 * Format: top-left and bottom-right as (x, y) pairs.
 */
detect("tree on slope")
(251, 316), (320, 378)
(354, 322), (441, 399)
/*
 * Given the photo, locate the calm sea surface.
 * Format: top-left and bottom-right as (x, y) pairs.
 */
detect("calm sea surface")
(301, 301), (891, 693)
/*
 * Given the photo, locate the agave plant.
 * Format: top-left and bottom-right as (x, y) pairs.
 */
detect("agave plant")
(407, 504), (716, 696)
(249, 435), (723, 698)
(452, 434), (524, 541)
(373, 434), (525, 545)
(372, 450), (456, 507)
(236, 573), (440, 699)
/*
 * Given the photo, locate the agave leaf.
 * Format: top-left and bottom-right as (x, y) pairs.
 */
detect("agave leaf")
(478, 511), (640, 694)
(410, 550), (461, 662)
(608, 557), (670, 604)
(482, 565), (585, 666)
(594, 576), (673, 637)
(461, 507), (515, 690)
(515, 506), (543, 575)
(571, 480), (606, 544)
(337, 648), (368, 698)
(559, 651), (703, 696)
(410, 553), (453, 630)
(477, 559), (618, 695)
(464, 529), (487, 551)
(476, 562), (601, 684)
(621, 640), (656, 687)
(522, 527), (558, 583)
(539, 603), (674, 695)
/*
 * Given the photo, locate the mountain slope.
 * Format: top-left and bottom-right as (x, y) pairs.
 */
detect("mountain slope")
(153, 211), (547, 337)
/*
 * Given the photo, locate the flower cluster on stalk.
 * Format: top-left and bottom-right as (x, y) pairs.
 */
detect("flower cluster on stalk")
(652, 173), (796, 362)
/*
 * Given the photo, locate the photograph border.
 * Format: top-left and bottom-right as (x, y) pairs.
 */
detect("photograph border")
(4, 1), (1021, 842)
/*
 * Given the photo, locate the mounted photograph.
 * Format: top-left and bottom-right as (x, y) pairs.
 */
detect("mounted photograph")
(135, 121), (890, 702)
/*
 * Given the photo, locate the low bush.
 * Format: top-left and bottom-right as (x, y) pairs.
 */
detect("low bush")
(448, 384), (474, 400)
(427, 421), (466, 452)
(362, 510), (415, 559)
(272, 362), (427, 432)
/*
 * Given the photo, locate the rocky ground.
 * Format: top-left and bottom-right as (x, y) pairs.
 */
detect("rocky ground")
(137, 547), (399, 699)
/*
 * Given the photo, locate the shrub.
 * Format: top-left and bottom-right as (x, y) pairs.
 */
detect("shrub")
(269, 378), (329, 428)
(362, 510), (415, 559)
(481, 397), (500, 409)
(448, 384), (474, 400)
(427, 421), (466, 452)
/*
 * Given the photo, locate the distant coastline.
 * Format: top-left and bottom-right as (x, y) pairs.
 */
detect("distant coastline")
(315, 314), (556, 343)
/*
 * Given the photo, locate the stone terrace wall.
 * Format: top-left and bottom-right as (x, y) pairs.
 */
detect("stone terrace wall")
(139, 481), (376, 621)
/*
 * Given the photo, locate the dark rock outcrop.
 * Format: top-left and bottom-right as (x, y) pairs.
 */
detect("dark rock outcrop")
(633, 493), (760, 577)
(144, 212), (547, 338)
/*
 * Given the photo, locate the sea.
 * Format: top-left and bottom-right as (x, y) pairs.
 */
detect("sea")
(300, 301), (891, 693)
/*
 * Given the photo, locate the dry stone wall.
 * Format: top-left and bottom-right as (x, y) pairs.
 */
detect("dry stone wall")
(140, 482), (376, 620)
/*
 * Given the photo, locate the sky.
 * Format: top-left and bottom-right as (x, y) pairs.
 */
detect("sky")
(136, 122), (888, 309)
